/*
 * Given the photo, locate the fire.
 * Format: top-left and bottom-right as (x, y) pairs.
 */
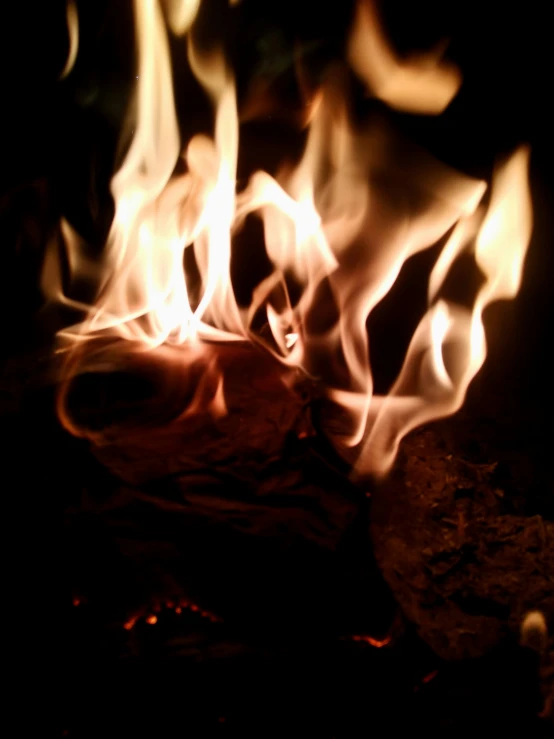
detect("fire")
(347, 0), (461, 114)
(44, 0), (533, 478)
(60, 0), (79, 80)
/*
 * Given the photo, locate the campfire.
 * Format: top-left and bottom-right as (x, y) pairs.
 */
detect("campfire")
(45, 0), (532, 479)
(3, 0), (552, 735)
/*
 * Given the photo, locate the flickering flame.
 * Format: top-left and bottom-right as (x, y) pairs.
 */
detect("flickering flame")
(60, 0), (79, 79)
(356, 146), (532, 477)
(347, 0), (461, 114)
(45, 0), (533, 478)
(164, 0), (201, 35)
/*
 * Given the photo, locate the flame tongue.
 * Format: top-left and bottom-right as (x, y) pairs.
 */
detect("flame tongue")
(47, 0), (533, 478)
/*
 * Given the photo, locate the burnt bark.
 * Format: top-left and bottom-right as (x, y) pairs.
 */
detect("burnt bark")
(2, 345), (553, 735)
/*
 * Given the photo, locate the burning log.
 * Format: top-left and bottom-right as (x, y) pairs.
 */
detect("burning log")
(53, 369), (553, 732)
(57, 339), (396, 640)
(371, 405), (554, 718)
(60, 341), (315, 484)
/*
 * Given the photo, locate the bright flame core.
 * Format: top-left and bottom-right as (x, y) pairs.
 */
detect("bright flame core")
(44, 0), (533, 478)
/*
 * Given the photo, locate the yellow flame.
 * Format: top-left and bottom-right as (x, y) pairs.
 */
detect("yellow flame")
(355, 146), (532, 478)
(60, 0), (79, 79)
(163, 0), (201, 35)
(47, 0), (533, 479)
(347, 0), (461, 114)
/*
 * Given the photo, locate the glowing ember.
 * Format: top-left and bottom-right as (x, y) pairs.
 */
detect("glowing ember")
(350, 634), (391, 648)
(121, 599), (222, 631)
(44, 0), (533, 478)
(520, 611), (548, 653)
(422, 669), (439, 684)
(123, 615), (139, 631)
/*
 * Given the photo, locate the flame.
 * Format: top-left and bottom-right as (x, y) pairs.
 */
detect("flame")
(60, 0), (79, 80)
(356, 145), (532, 477)
(46, 0), (533, 478)
(163, 0), (201, 35)
(347, 0), (461, 114)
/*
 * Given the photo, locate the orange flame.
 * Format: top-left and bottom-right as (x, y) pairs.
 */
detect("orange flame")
(44, 0), (533, 478)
